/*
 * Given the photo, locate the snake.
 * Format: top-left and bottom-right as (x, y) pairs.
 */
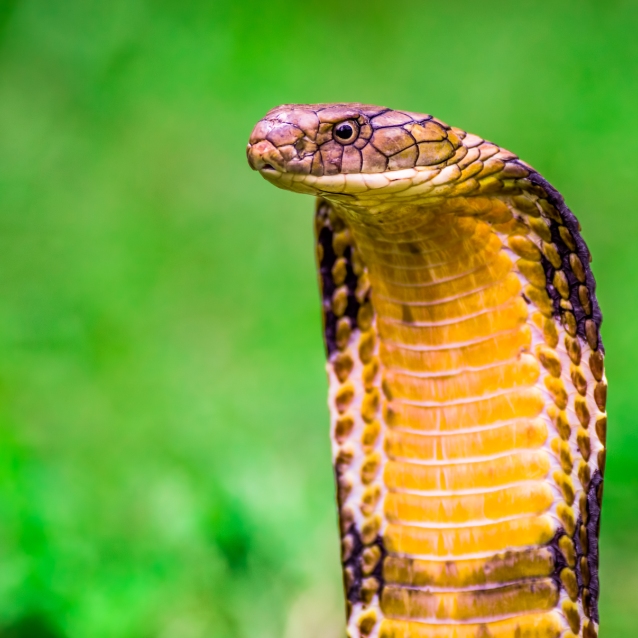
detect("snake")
(246, 103), (606, 638)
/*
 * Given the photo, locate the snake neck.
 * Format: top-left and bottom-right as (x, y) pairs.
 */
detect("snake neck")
(340, 200), (535, 440)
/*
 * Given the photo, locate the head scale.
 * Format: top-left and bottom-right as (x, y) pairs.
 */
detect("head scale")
(247, 103), (462, 200)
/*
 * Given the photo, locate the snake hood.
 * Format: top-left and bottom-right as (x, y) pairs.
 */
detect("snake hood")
(247, 103), (607, 638)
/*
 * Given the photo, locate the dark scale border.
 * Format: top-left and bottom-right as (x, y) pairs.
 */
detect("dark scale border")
(547, 527), (569, 593)
(526, 170), (604, 352)
(574, 470), (604, 623)
(316, 198), (369, 356)
(546, 474), (603, 624)
(342, 523), (387, 605)
(524, 170), (604, 621)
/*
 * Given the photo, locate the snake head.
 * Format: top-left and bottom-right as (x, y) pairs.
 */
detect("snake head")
(247, 103), (463, 201)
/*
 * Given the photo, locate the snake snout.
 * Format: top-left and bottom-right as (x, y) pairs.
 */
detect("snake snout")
(246, 140), (285, 172)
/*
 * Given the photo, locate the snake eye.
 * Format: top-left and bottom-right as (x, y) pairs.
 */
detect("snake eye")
(333, 120), (359, 145)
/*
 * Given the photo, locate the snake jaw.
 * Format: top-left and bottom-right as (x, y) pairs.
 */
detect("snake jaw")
(251, 163), (445, 208)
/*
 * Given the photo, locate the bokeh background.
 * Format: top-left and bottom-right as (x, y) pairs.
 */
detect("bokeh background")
(0, 1), (637, 636)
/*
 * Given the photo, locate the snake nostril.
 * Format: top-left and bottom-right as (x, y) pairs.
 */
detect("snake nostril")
(247, 139), (284, 172)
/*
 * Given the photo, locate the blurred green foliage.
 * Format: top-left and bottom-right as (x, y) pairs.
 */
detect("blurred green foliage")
(0, 1), (636, 636)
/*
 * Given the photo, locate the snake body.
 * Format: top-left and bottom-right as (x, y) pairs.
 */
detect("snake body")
(247, 104), (606, 638)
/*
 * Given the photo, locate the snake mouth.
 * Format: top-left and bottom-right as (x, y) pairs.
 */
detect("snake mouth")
(256, 162), (446, 205)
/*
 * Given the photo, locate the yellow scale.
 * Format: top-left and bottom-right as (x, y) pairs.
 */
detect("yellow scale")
(344, 202), (562, 637)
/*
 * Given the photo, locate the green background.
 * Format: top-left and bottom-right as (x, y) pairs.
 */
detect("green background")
(0, 1), (636, 636)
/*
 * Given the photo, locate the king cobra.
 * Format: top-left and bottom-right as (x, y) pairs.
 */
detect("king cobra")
(246, 104), (607, 638)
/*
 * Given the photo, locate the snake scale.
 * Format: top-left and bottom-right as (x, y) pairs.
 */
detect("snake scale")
(247, 103), (606, 638)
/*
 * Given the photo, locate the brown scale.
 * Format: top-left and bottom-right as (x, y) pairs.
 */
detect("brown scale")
(506, 187), (607, 634)
(502, 197), (581, 627)
(316, 198), (370, 355)
(316, 198), (386, 622)
(536, 203), (605, 631)
(509, 174), (604, 346)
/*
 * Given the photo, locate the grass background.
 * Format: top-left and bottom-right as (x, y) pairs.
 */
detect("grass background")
(0, 1), (637, 636)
